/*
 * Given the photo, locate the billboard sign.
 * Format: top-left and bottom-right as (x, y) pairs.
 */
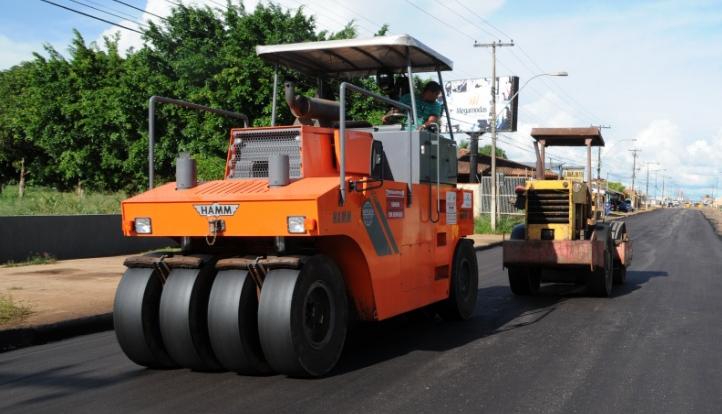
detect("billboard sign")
(442, 76), (519, 133)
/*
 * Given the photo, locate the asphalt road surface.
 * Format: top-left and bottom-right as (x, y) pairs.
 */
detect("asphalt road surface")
(1, 208), (721, 414)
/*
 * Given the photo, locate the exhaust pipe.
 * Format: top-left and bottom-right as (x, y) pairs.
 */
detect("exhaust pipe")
(284, 81), (340, 125)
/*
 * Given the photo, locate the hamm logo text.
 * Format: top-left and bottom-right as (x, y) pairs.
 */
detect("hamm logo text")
(194, 204), (239, 217)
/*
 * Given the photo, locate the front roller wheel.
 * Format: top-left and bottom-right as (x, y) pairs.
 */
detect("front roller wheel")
(258, 255), (348, 377)
(438, 240), (479, 320)
(588, 227), (614, 297)
(113, 268), (176, 369)
(159, 267), (222, 371)
(208, 270), (271, 375)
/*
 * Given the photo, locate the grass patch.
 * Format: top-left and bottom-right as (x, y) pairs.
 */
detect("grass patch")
(0, 294), (33, 326)
(2, 253), (57, 267)
(0, 185), (126, 216)
(474, 215), (524, 234)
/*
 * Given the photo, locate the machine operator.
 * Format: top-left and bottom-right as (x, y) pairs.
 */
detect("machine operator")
(382, 80), (443, 129)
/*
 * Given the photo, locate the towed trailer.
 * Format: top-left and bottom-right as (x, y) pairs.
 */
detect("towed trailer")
(502, 127), (632, 297)
(113, 34), (478, 377)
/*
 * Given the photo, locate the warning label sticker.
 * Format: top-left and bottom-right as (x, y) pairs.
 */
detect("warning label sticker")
(386, 189), (405, 219)
(446, 192), (457, 225)
(462, 192), (472, 209)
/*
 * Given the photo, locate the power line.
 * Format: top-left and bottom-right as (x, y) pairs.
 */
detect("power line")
(317, 0), (385, 33)
(67, 0), (148, 29)
(442, 1), (602, 124)
(430, 1), (597, 125)
(403, 0), (476, 42)
(302, 0), (377, 36)
(436, 2), (498, 40)
(39, 0), (143, 34)
(112, 0), (167, 21)
(84, 0), (143, 21)
(453, 0), (513, 41)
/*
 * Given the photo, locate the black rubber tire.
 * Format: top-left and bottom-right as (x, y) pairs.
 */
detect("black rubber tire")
(510, 224), (526, 240)
(508, 267), (541, 295)
(438, 240), (479, 321)
(613, 264), (627, 285)
(208, 270), (271, 375)
(159, 267), (222, 371)
(587, 227), (614, 297)
(113, 268), (176, 369)
(258, 255), (348, 377)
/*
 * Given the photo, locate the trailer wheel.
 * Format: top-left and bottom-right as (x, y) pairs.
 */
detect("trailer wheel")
(207, 270), (271, 375)
(258, 255), (348, 377)
(508, 267), (541, 295)
(587, 228), (614, 297)
(114, 268), (176, 369)
(159, 267), (222, 371)
(438, 240), (478, 320)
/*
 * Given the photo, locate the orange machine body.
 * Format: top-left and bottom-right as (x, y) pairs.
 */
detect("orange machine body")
(122, 125), (474, 322)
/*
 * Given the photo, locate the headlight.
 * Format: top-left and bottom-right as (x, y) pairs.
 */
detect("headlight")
(134, 217), (152, 234)
(287, 216), (306, 234)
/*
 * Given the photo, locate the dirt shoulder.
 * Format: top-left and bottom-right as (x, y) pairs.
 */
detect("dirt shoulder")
(700, 207), (722, 237)
(0, 256), (126, 329)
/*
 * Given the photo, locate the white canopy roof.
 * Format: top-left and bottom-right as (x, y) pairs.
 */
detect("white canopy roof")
(256, 34), (453, 76)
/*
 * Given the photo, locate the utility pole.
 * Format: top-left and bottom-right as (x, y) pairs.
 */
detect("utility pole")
(662, 175), (666, 203)
(643, 162), (657, 209)
(474, 40), (514, 231)
(590, 125), (610, 213)
(468, 131), (482, 183)
(629, 149), (641, 206)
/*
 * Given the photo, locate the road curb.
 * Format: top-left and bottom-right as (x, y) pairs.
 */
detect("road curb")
(0, 312), (113, 353)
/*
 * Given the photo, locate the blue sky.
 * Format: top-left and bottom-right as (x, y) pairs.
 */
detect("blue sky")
(2, 0), (722, 200)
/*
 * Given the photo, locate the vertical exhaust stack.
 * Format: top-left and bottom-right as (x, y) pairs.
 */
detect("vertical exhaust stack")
(269, 154), (290, 187)
(176, 152), (197, 190)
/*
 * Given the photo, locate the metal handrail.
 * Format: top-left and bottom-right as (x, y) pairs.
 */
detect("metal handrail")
(148, 96), (249, 189)
(338, 82), (413, 205)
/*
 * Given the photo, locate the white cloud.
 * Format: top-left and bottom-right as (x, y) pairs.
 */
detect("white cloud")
(0, 35), (41, 70)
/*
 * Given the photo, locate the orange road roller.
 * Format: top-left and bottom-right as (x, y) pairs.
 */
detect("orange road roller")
(114, 35), (478, 377)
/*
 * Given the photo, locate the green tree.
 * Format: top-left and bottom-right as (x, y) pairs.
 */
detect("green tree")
(608, 181), (625, 193)
(0, 2), (392, 192)
(479, 144), (507, 159)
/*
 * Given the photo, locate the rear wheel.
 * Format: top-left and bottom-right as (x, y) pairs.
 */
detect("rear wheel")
(114, 268), (175, 369)
(587, 228), (614, 297)
(258, 255), (348, 377)
(508, 267), (541, 295)
(208, 270), (271, 375)
(159, 267), (222, 371)
(438, 240), (478, 320)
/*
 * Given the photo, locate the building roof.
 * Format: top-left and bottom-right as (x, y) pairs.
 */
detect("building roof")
(531, 127), (605, 147)
(456, 148), (557, 180)
(256, 34), (453, 77)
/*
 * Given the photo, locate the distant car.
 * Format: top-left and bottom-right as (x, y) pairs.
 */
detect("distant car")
(624, 199), (634, 212)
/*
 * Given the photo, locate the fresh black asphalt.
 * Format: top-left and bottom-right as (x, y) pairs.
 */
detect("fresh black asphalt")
(1, 208), (720, 413)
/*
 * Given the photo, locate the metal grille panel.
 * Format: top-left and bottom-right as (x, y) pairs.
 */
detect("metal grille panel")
(527, 189), (570, 224)
(228, 128), (301, 179)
